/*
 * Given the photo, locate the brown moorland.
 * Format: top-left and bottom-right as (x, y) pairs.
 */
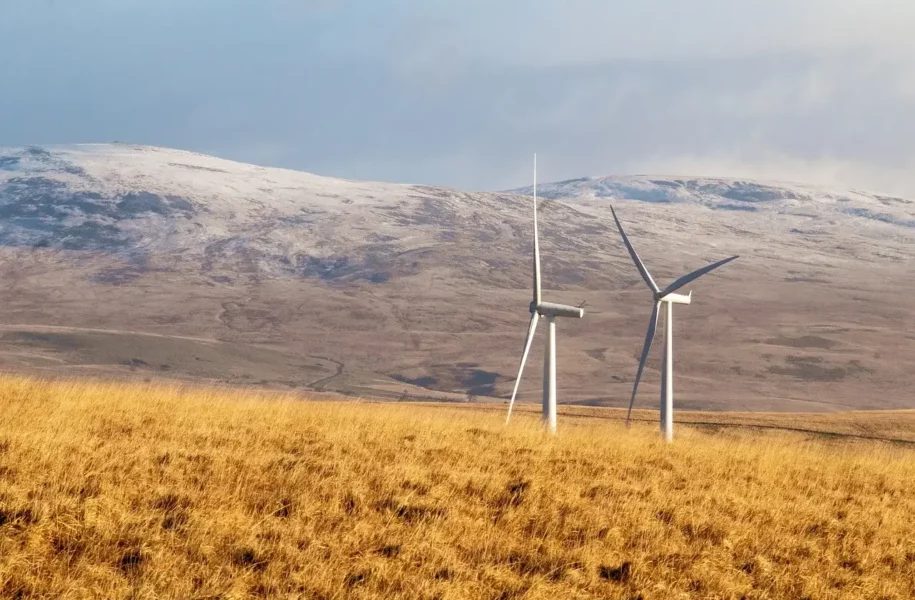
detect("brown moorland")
(1, 145), (914, 412)
(1, 376), (914, 599)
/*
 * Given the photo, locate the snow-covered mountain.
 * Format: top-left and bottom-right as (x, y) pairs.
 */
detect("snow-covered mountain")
(0, 144), (582, 285)
(510, 174), (915, 229)
(0, 144), (439, 280)
(2, 144), (913, 276)
(0, 144), (912, 411)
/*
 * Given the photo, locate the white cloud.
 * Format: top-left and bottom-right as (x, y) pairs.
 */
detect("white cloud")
(397, 0), (915, 65)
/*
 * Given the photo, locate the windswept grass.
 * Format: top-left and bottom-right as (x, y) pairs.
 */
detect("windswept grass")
(0, 376), (913, 599)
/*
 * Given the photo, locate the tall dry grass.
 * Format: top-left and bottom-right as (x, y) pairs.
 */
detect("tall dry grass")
(0, 375), (913, 599)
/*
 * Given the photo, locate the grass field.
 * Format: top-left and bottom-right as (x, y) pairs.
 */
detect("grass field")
(1, 376), (913, 599)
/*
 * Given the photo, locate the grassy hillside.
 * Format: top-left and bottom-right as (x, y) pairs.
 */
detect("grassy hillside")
(1, 377), (913, 599)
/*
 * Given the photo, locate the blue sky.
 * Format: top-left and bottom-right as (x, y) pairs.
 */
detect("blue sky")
(2, 1), (915, 193)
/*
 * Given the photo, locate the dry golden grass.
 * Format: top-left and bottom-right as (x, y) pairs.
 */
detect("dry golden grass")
(407, 403), (915, 444)
(1, 376), (913, 599)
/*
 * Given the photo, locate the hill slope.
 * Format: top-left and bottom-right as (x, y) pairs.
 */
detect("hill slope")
(0, 144), (913, 410)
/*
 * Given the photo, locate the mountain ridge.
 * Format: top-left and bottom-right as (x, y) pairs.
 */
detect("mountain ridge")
(0, 143), (912, 411)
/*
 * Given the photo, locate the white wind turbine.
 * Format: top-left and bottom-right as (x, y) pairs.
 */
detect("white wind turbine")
(505, 155), (584, 434)
(610, 206), (738, 442)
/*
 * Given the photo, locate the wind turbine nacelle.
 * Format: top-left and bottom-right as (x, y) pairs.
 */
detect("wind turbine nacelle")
(660, 292), (692, 305)
(536, 302), (584, 319)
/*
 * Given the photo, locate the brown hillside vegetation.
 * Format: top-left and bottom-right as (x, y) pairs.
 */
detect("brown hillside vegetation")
(1, 377), (913, 599)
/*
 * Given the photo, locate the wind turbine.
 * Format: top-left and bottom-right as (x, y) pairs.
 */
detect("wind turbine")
(610, 205), (738, 443)
(505, 155), (584, 434)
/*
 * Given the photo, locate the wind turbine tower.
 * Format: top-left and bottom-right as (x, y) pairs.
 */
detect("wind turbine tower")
(505, 155), (584, 434)
(611, 206), (738, 442)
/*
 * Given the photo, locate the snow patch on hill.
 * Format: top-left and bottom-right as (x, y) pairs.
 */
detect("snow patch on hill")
(1, 144), (913, 287)
(508, 175), (915, 228)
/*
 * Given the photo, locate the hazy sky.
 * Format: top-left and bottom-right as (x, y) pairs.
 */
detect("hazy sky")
(3, 1), (915, 193)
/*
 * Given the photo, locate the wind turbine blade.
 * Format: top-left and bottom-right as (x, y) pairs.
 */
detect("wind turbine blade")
(661, 255), (739, 297)
(506, 312), (540, 424)
(609, 205), (659, 294)
(626, 301), (661, 425)
(533, 154), (542, 306)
